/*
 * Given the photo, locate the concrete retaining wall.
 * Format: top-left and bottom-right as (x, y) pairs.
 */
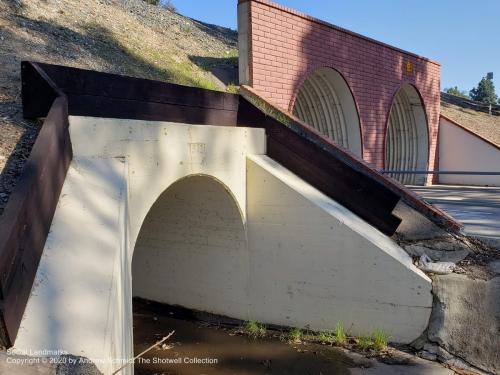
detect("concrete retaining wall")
(427, 274), (500, 374)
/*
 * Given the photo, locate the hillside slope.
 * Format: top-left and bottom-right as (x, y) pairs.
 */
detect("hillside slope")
(0, 0), (238, 214)
(441, 93), (500, 148)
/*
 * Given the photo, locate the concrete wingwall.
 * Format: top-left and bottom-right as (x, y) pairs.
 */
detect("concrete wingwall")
(238, 0), (441, 178)
(246, 155), (432, 340)
(14, 117), (433, 374)
(439, 116), (500, 186)
(12, 157), (132, 375)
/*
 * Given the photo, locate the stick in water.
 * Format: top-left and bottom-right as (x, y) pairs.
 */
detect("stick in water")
(111, 330), (175, 375)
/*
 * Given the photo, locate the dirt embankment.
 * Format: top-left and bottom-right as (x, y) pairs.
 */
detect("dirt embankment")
(0, 0), (238, 215)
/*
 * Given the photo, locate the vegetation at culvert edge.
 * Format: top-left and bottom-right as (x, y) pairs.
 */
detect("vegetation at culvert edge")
(371, 328), (390, 351)
(288, 327), (303, 343)
(240, 320), (390, 356)
(318, 322), (347, 345)
(243, 320), (267, 339)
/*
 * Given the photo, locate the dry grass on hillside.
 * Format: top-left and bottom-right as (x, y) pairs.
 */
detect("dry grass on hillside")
(0, 0), (238, 214)
(441, 102), (500, 148)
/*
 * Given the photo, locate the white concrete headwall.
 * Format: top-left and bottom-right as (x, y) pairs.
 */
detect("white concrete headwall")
(68, 117), (266, 248)
(14, 116), (433, 374)
(439, 117), (500, 186)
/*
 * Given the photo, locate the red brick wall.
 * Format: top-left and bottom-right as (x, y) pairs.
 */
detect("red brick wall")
(239, 0), (441, 175)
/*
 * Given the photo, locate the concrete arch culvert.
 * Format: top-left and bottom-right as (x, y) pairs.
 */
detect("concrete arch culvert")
(12, 116), (433, 375)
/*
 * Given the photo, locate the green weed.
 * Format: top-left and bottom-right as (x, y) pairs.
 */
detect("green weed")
(371, 328), (389, 350)
(244, 320), (266, 339)
(333, 322), (347, 345)
(288, 327), (302, 343)
(317, 322), (346, 345)
(356, 329), (389, 351)
(226, 83), (239, 93)
(318, 330), (335, 344)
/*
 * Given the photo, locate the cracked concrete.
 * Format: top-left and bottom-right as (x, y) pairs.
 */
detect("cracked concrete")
(425, 274), (500, 374)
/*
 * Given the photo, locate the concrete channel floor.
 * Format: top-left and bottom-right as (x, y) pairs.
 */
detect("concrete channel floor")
(410, 184), (500, 245)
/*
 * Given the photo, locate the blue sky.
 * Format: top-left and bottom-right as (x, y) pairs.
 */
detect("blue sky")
(171, 0), (500, 93)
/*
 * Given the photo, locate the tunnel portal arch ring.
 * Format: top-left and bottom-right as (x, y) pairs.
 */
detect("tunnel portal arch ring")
(384, 83), (430, 185)
(290, 66), (363, 158)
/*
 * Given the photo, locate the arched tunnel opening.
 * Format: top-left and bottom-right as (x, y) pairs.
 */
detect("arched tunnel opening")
(385, 84), (429, 185)
(131, 174), (251, 372)
(292, 67), (362, 157)
(132, 174), (248, 315)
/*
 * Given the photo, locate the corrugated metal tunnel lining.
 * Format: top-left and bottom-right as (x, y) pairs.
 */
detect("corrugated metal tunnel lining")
(292, 68), (362, 157)
(385, 84), (429, 185)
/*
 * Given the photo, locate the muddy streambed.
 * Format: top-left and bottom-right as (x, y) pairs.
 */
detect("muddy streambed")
(133, 298), (354, 374)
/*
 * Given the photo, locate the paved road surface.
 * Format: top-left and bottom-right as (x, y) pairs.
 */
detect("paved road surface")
(411, 185), (500, 245)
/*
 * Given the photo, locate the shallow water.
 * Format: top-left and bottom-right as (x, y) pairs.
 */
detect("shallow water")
(133, 299), (353, 375)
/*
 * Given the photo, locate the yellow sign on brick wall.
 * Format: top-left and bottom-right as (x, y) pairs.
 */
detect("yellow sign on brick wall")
(406, 61), (413, 75)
